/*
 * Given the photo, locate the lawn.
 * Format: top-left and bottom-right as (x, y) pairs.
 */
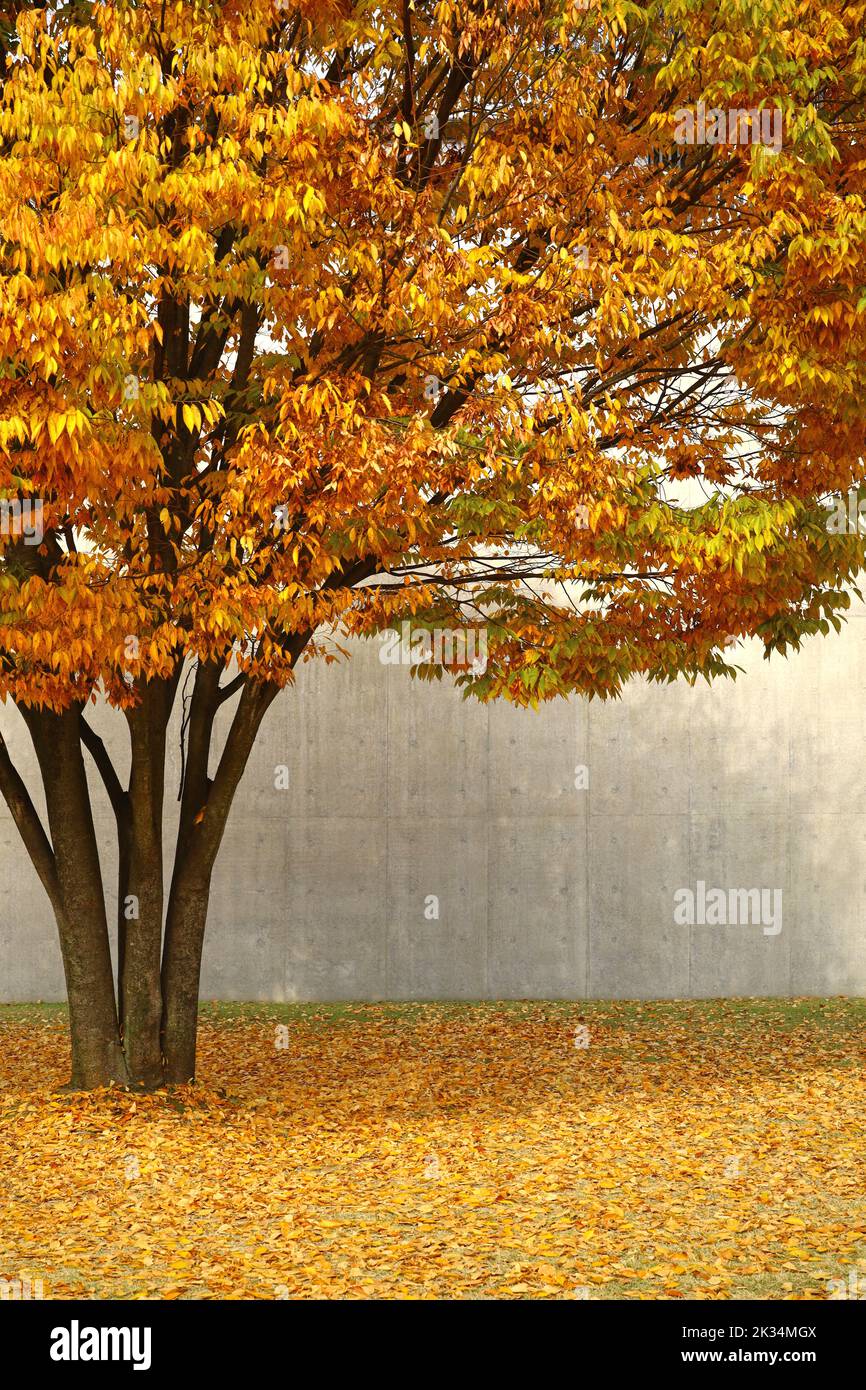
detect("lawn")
(1, 999), (864, 1299)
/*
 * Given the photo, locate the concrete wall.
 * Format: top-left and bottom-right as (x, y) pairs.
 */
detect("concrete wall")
(2, 605), (866, 1001)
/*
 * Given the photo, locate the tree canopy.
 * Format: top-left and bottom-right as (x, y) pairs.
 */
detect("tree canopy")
(1, 0), (864, 715)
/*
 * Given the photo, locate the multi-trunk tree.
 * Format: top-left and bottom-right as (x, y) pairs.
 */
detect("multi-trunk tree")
(0, 0), (864, 1088)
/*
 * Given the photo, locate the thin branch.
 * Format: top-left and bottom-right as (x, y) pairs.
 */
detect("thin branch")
(80, 716), (130, 827)
(216, 670), (248, 705)
(0, 727), (62, 911)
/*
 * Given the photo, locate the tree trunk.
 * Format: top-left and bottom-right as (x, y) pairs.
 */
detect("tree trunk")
(161, 676), (278, 1082)
(2, 666), (283, 1089)
(120, 683), (172, 1088)
(26, 708), (129, 1089)
(159, 661), (221, 1082)
(160, 871), (211, 1083)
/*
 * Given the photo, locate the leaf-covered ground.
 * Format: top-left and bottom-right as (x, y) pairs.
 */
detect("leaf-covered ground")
(1, 1000), (864, 1300)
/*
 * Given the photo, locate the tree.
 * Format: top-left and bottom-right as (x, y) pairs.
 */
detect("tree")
(0, 0), (864, 1089)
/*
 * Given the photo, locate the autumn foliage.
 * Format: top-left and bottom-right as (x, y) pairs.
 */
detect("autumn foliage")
(1, 1001), (864, 1299)
(0, 0), (865, 1088)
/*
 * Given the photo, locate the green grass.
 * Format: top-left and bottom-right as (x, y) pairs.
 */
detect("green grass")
(182, 994), (866, 1041)
(4, 995), (865, 1030)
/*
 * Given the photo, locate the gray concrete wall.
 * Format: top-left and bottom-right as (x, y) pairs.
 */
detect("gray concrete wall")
(2, 606), (866, 1001)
